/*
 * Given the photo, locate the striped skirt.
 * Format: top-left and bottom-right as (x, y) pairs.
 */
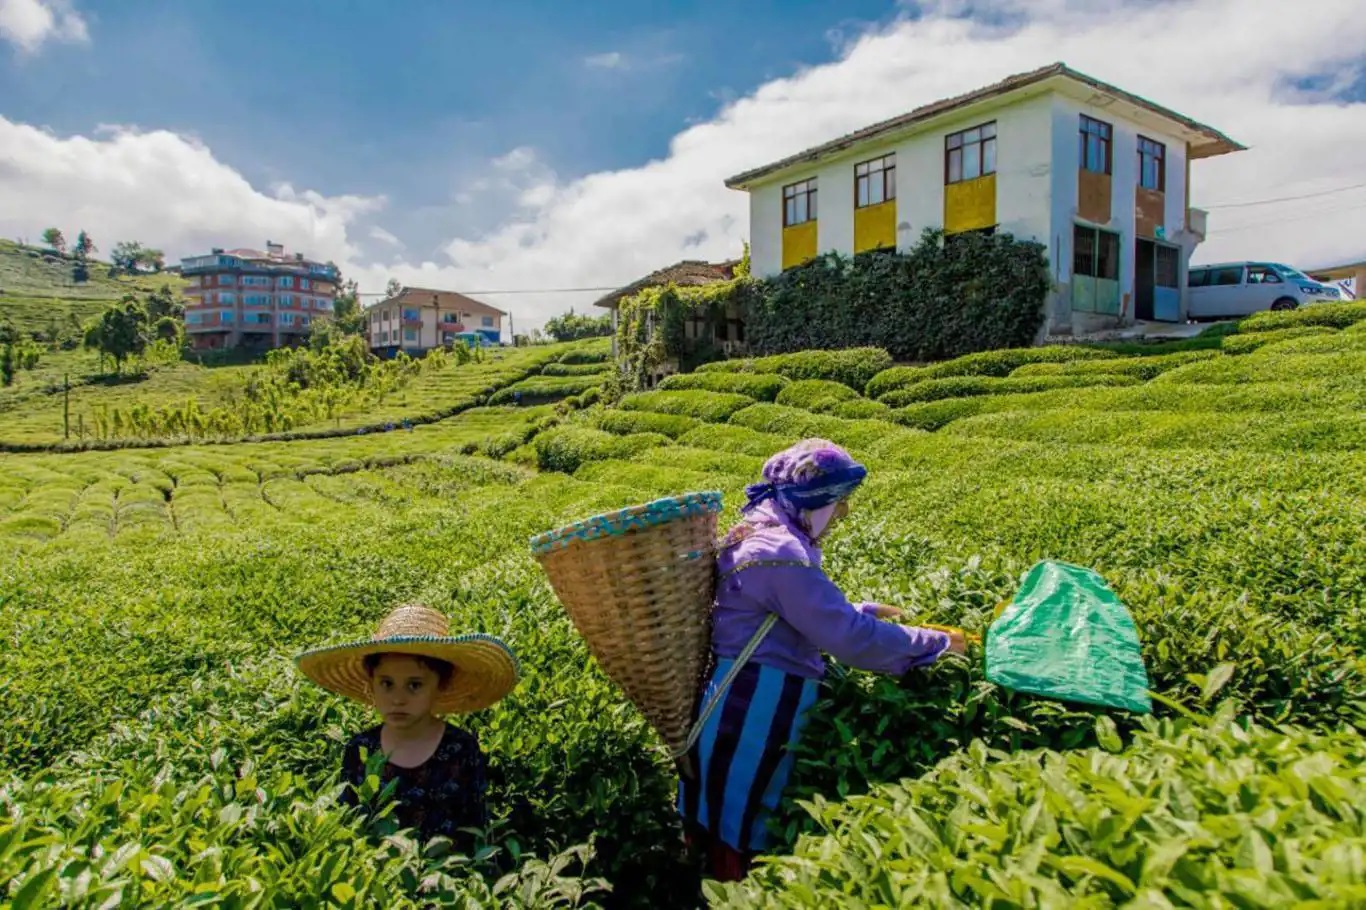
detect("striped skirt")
(677, 657), (821, 854)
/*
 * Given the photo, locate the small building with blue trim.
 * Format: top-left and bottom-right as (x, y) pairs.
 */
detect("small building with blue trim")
(365, 286), (506, 357)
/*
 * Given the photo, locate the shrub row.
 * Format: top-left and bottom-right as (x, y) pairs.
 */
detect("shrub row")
(619, 390), (755, 422)
(532, 426), (671, 474)
(541, 362), (612, 376)
(1237, 299), (1366, 333)
(1012, 349), (1218, 379)
(676, 423), (791, 457)
(594, 409), (701, 439)
(774, 379), (861, 412)
(865, 345), (1116, 399)
(728, 403), (916, 452)
(698, 347), (893, 391)
(657, 371), (788, 401)
(881, 373), (1140, 408)
(488, 374), (601, 406)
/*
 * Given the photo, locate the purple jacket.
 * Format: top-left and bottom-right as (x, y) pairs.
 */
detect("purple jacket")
(711, 501), (951, 679)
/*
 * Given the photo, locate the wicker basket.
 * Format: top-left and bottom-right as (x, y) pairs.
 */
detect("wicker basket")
(530, 492), (723, 771)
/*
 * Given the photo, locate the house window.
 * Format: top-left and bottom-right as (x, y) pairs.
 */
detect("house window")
(1138, 136), (1165, 191)
(220, 292), (235, 304)
(300, 278), (311, 289)
(279, 295), (295, 308)
(371, 312), (379, 326)
(1080, 115), (1113, 174)
(218, 274), (235, 286)
(945, 122), (996, 184)
(278, 276), (294, 288)
(186, 312), (203, 325)
(855, 154), (896, 207)
(403, 328), (417, 342)
(221, 310), (235, 323)
(301, 316), (311, 327)
(782, 178), (817, 226)
(481, 315), (494, 327)
(402, 308), (420, 322)
(280, 313), (295, 326)
(253, 313), (271, 325)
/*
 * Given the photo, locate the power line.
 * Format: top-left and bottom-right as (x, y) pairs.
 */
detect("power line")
(1203, 180), (1366, 210)
(356, 285), (620, 297)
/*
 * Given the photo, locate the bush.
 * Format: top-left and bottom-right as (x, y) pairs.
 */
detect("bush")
(556, 347), (611, 365)
(541, 362), (611, 376)
(740, 230), (1051, 362)
(890, 397), (990, 430)
(699, 348), (893, 391)
(1013, 349), (1219, 379)
(1255, 329), (1366, 356)
(488, 374), (601, 406)
(774, 379), (862, 412)
(1237, 299), (1366, 333)
(881, 374), (1140, 407)
(729, 403), (915, 451)
(658, 371), (788, 401)
(710, 712), (1366, 908)
(1220, 326), (1337, 355)
(595, 409), (701, 439)
(829, 399), (892, 419)
(532, 426), (671, 473)
(1154, 351), (1366, 386)
(677, 423), (791, 457)
(619, 390), (755, 422)
(866, 345), (1116, 398)
(643, 445), (765, 477)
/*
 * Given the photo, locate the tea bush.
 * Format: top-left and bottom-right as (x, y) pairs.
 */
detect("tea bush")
(880, 373), (1139, 407)
(698, 348), (893, 391)
(533, 426), (672, 474)
(1012, 348), (1218, 379)
(657, 371), (788, 401)
(676, 423), (791, 457)
(595, 409), (701, 439)
(543, 362), (613, 377)
(727, 404), (919, 452)
(828, 398), (892, 419)
(1219, 326), (1338, 355)
(1237, 299), (1366, 333)
(489, 374), (602, 406)
(773, 379), (861, 412)
(865, 345), (1117, 399)
(620, 390), (755, 422)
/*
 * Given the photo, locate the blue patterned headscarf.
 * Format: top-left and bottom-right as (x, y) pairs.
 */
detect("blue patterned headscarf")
(741, 438), (868, 516)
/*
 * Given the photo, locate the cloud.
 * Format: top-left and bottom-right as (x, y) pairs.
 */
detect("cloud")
(584, 51), (626, 70)
(0, 0), (88, 54)
(3, 0), (1366, 332)
(369, 226), (403, 248)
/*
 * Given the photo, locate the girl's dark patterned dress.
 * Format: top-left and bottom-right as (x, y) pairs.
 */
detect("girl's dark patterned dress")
(340, 724), (488, 844)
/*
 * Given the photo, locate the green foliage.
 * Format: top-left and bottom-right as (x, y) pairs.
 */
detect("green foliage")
(542, 362), (612, 377)
(533, 426), (671, 473)
(614, 277), (755, 387)
(620, 390), (755, 422)
(658, 371), (788, 401)
(1237, 300), (1366, 333)
(1220, 326), (1338, 355)
(890, 396), (989, 430)
(699, 347), (893, 391)
(109, 240), (166, 275)
(545, 309), (614, 342)
(676, 423), (790, 457)
(727, 403), (917, 452)
(41, 227), (66, 254)
(880, 373), (1140, 407)
(84, 295), (152, 371)
(866, 345), (1117, 398)
(774, 379), (861, 412)
(1012, 349), (1218, 379)
(743, 230), (1050, 361)
(710, 710), (1366, 908)
(595, 409), (701, 439)
(828, 398), (892, 419)
(557, 342), (612, 365)
(489, 374), (602, 406)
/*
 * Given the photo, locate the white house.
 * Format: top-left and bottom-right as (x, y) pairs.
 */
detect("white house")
(725, 63), (1245, 336)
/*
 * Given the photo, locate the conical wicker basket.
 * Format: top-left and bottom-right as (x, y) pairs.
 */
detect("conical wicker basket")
(530, 492), (723, 772)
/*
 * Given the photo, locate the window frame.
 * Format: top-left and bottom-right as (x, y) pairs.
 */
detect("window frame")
(1080, 115), (1113, 175)
(854, 153), (896, 208)
(1137, 135), (1166, 191)
(782, 178), (818, 227)
(944, 121), (997, 185)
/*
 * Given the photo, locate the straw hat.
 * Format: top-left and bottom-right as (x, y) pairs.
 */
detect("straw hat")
(296, 604), (519, 715)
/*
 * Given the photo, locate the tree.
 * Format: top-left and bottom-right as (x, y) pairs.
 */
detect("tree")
(385, 278), (403, 299)
(110, 240), (165, 274)
(74, 230), (96, 259)
(330, 277), (364, 335)
(1, 321), (41, 386)
(85, 296), (151, 373)
(41, 228), (66, 254)
(145, 283), (183, 320)
(544, 308), (612, 342)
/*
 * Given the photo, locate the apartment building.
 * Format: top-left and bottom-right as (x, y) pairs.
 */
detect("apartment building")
(180, 241), (339, 349)
(365, 287), (505, 356)
(725, 63), (1245, 335)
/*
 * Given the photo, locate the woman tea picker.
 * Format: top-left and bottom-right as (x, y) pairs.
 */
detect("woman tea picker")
(679, 439), (966, 881)
(296, 603), (519, 848)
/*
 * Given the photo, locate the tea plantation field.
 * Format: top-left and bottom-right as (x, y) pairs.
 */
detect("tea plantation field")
(1, 304), (1364, 908)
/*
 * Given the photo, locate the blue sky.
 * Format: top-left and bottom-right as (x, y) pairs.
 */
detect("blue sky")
(3, 0), (905, 258)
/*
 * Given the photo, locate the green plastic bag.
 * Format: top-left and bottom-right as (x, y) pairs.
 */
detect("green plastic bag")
(985, 560), (1152, 714)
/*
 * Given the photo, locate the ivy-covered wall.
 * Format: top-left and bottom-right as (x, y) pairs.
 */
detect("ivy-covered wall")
(615, 229), (1050, 387)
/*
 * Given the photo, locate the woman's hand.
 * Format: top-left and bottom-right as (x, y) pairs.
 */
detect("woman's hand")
(867, 604), (902, 620)
(944, 630), (968, 655)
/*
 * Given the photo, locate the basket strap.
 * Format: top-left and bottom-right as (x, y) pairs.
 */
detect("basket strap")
(675, 612), (779, 760)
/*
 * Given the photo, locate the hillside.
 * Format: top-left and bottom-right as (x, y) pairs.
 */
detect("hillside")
(0, 306), (1362, 907)
(0, 239), (186, 336)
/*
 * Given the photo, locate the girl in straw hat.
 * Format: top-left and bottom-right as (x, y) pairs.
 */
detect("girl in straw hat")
(678, 439), (966, 881)
(296, 603), (519, 845)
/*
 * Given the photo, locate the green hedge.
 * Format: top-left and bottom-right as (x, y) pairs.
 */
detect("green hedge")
(642, 445), (765, 477)
(619, 390), (755, 422)
(866, 345), (1116, 398)
(532, 426), (671, 473)
(829, 398), (892, 419)
(541, 362), (612, 376)
(1237, 299), (1366, 333)
(698, 347), (893, 391)
(881, 374), (1140, 407)
(1254, 329), (1366, 356)
(709, 713), (1366, 908)
(594, 409), (701, 439)
(741, 230), (1051, 361)
(729, 403), (913, 451)
(657, 371), (788, 401)
(890, 397), (990, 430)
(774, 379), (862, 412)
(488, 374), (601, 405)
(1219, 326), (1337, 355)
(676, 423), (791, 457)
(1012, 349), (1219, 379)
(556, 344), (611, 365)
(1154, 351), (1366, 386)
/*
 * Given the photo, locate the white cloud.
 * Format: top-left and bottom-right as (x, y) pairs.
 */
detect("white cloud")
(0, 0), (87, 54)
(3, 0), (1366, 332)
(369, 226), (403, 248)
(584, 51), (626, 70)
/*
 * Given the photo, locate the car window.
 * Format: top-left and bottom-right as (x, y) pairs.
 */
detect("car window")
(1213, 266), (1245, 286)
(1188, 268), (1210, 288)
(1247, 265), (1282, 284)
(1271, 263), (1310, 281)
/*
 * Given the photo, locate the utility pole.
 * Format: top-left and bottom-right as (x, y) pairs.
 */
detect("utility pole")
(63, 373), (70, 439)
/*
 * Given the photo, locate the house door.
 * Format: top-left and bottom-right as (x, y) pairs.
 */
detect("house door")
(1072, 224), (1121, 317)
(1135, 239), (1181, 322)
(1135, 239), (1156, 321)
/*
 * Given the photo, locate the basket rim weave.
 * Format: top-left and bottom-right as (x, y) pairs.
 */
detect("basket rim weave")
(529, 490), (723, 555)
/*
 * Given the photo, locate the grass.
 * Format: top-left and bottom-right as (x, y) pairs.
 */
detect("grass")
(1, 314), (1363, 907)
